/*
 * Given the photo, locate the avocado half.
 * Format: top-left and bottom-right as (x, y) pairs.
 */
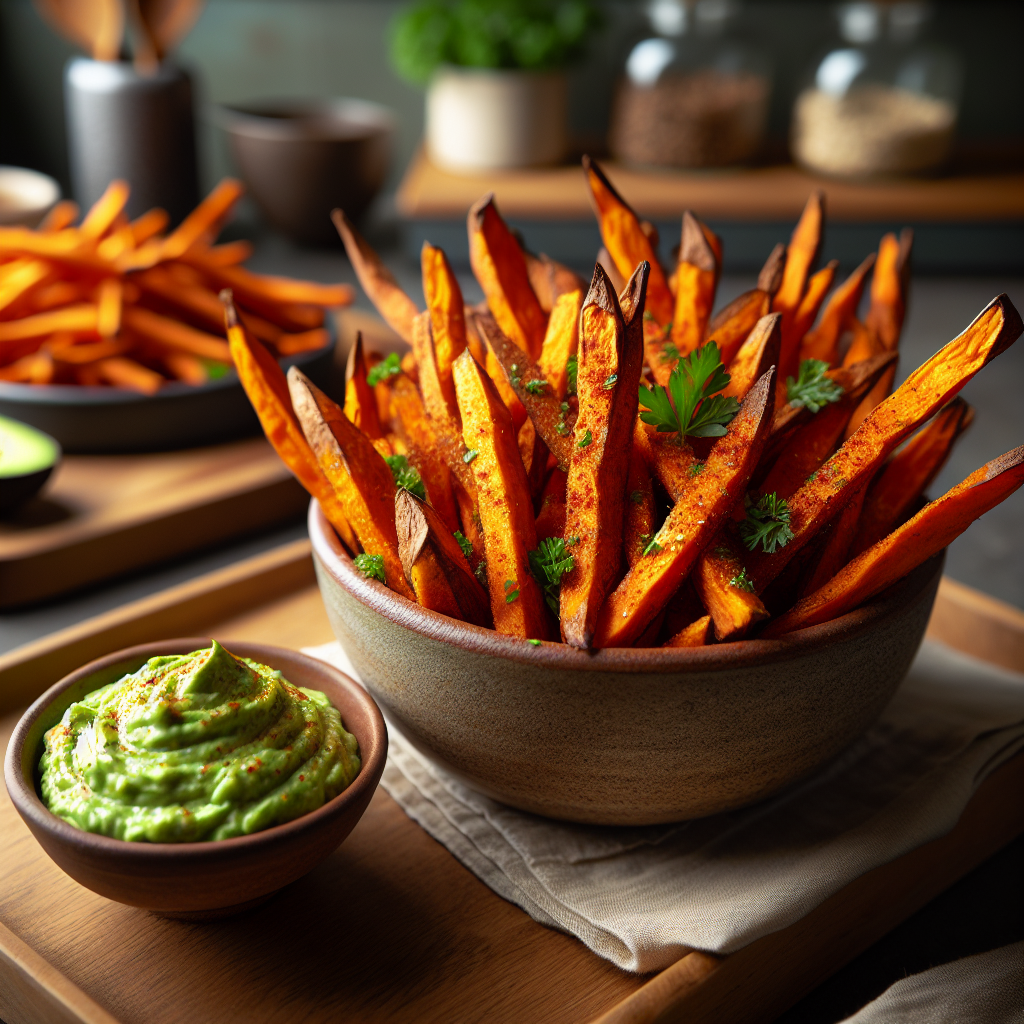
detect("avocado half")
(0, 414), (61, 515)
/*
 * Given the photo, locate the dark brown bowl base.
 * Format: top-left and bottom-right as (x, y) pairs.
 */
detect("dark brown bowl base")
(152, 891), (278, 921)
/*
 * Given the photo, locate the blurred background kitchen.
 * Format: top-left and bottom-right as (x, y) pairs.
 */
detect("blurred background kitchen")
(0, 1), (1021, 1019)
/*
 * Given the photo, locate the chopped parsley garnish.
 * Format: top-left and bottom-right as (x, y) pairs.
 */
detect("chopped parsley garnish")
(463, 448), (478, 463)
(528, 536), (575, 616)
(659, 340), (681, 365)
(453, 531), (473, 562)
(528, 638), (542, 646)
(366, 352), (401, 386)
(577, 429), (593, 448)
(629, 489), (644, 504)
(786, 359), (843, 413)
(504, 579), (519, 603)
(474, 558), (487, 585)
(385, 454), (426, 500)
(602, 373), (618, 390)
(638, 341), (740, 439)
(525, 378), (549, 394)
(739, 492), (795, 554)
(566, 353), (578, 395)
(689, 462), (705, 476)
(354, 552), (386, 583)
(730, 568), (755, 592)
(643, 536), (663, 556)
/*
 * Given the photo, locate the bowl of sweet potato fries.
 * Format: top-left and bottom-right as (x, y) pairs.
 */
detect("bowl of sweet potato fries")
(0, 179), (351, 452)
(232, 159), (1023, 824)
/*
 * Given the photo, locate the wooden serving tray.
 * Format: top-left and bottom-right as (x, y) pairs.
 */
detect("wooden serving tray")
(1, 545), (1021, 1024)
(0, 438), (309, 609)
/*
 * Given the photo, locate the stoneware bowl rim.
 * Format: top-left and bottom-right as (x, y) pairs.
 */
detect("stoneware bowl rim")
(309, 498), (943, 673)
(217, 97), (397, 141)
(5, 638), (387, 867)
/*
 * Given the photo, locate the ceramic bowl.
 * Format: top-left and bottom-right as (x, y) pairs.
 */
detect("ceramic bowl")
(0, 166), (60, 227)
(4, 639), (387, 918)
(309, 501), (942, 826)
(219, 98), (394, 245)
(0, 414), (61, 516)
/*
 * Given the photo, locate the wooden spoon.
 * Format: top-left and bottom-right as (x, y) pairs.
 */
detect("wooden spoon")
(33, 0), (123, 61)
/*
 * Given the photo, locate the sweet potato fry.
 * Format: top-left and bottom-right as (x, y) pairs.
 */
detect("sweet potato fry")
(129, 207), (170, 246)
(95, 356), (163, 394)
(663, 614), (713, 648)
(865, 229), (912, 352)
(757, 243), (786, 298)
(344, 332), (384, 439)
(634, 419), (699, 500)
(39, 200), (79, 232)
(203, 239), (253, 266)
(389, 373), (461, 534)
(525, 251), (587, 313)
(79, 180), (130, 239)
(594, 369), (775, 648)
(518, 417), (549, 500)
(783, 260), (838, 380)
(288, 366), (414, 599)
(475, 308), (575, 471)
(763, 446), (1024, 637)
(395, 489), (493, 628)
(0, 303), (97, 344)
(274, 328), (329, 356)
(160, 178), (245, 260)
(223, 292), (357, 553)
(452, 348), (551, 639)
(721, 313), (781, 400)
(187, 253), (349, 311)
(596, 246), (627, 294)
(705, 289), (771, 367)
(662, 211), (718, 378)
(96, 278), (122, 337)
(757, 351), (897, 500)
(560, 262), (648, 648)
(694, 534), (770, 640)
(468, 194), (547, 361)
(123, 305), (231, 362)
(624, 447), (656, 568)
(481, 338), (528, 431)
(773, 191), (824, 321)
(744, 294), (1022, 591)
(582, 156), (674, 326)
(0, 259), (50, 315)
(851, 397), (973, 556)
(539, 288), (581, 399)
(535, 468), (568, 541)
(422, 241), (467, 418)
(0, 350), (53, 383)
(800, 253), (876, 366)
(797, 480), (868, 598)
(46, 336), (130, 364)
(161, 350), (207, 384)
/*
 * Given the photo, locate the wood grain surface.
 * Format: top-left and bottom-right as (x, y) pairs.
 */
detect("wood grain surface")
(0, 437), (309, 608)
(396, 149), (1024, 223)
(0, 549), (1021, 1024)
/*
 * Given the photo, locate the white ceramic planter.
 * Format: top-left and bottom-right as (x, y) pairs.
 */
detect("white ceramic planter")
(426, 67), (568, 171)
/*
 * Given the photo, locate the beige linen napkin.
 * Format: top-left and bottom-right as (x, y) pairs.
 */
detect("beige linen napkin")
(304, 639), (1024, 974)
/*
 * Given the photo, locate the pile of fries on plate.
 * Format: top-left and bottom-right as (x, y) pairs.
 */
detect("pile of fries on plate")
(228, 158), (1023, 647)
(0, 180), (351, 393)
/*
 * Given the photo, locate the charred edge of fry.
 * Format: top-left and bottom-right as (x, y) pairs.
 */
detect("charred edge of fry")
(757, 243), (786, 296)
(680, 211), (716, 272)
(584, 261), (618, 316)
(581, 155), (637, 220)
(619, 261), (651, 330)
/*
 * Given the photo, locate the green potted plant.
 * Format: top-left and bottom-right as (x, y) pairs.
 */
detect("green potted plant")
(390, 0), (602, 171)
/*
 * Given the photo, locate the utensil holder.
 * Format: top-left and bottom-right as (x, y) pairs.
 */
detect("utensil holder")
(65, 58), (200, 224)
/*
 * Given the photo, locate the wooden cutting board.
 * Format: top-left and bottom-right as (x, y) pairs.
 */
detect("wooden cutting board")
(0, 438), (308, 609)
(0, 546), (1021, 1024)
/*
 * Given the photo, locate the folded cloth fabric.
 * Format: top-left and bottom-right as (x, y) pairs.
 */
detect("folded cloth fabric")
(840, 941), (1024, 1024)
(304, 639), (1024, 974)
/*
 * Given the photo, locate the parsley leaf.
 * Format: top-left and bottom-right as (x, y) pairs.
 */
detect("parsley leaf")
(525, 378), (549, 394)
(577, 429), (593, 448)
(503, 579), (520, 603)
(659, 341), (681, 364)
(366, 352), (401, 386)
(528, 638), (542, 646)
(354, 552), (386, 583)
(463, 448), (478, 463)
(689, 462), (705, 476)
(602, 373), (618, 390)
(643, 536), (663, 556)
(639, 341), (740, 439)
(730, 568), (755, 592)
(786, 359), (843, 413)
(738, 492), (795, 554)
(528, 536), (575, 617)
(566, 354), (578, 395)
(453, 531), (473, 562)
(385, 454), (426, 500)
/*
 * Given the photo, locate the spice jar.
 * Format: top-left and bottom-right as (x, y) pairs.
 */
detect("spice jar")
(791, 1), (961, 178)
(609, 0), (771, 168)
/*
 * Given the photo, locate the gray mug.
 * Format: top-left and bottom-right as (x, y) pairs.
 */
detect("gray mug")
(65, 58), (200, 224)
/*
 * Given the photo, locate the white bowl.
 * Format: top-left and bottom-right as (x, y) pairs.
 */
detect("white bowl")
(0, 166), (60, 227)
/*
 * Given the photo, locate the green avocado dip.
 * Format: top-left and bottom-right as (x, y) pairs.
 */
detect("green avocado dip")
(39, 642), (361, 843)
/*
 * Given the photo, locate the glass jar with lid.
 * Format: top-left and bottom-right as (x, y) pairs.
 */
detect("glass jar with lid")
(791, 1), (962, 178)
(609, 0), (771, 168)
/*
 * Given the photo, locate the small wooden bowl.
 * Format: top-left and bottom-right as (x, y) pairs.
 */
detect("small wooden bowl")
(309, 501), (942, 826)
(4, 640), (387, 918)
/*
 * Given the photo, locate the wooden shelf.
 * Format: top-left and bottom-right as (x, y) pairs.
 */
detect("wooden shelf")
(396, 149), (1024, 223)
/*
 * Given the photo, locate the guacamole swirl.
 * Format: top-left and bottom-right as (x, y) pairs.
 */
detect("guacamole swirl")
(39, 642), (360, 842)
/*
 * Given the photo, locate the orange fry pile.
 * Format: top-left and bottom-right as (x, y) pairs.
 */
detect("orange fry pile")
(0, 180), (353, 392)
(230, 158), (1023, 648)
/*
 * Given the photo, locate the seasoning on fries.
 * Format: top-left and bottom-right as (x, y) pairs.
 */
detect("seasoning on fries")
(229, 158), (1023, 649)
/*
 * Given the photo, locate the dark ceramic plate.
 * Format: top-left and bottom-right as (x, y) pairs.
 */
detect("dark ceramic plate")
(0, 339), (333, 454)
